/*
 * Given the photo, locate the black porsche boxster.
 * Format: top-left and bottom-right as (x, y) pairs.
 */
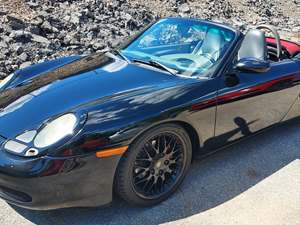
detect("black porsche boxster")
(0, 17), (299, 210)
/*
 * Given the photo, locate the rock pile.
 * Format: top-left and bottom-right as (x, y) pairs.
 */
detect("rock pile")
(0, 0), (299, 78)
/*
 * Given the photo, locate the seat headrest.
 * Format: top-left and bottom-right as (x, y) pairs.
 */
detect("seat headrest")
(198, 28), (226, 60)
(238, 29), (267, 61)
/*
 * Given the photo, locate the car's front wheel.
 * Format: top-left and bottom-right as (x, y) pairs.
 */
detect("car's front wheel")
(115, 124), (192, 206)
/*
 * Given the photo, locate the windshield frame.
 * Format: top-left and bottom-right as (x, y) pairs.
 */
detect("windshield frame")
(119, 17), (240, 79)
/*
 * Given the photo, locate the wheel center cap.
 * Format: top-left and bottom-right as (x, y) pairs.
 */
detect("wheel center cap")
(155, 160), (162, 168)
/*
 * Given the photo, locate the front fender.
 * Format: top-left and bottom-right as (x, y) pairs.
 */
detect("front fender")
(59, 82), (216, 156)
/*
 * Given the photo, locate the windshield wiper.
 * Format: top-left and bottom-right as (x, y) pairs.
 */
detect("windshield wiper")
(132, 59), (177, 76)
(107, 49), (131, 63)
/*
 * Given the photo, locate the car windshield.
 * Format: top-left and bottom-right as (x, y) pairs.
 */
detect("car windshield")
(121, 18), (236, 77)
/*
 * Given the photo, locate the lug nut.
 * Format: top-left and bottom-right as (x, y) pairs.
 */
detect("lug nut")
(159, 170), (164, 175)
(150, 169), (155, 174)
(164, 160), (169, 165)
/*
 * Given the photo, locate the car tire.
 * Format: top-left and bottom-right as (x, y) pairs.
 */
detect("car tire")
(115, 123), (192, 206)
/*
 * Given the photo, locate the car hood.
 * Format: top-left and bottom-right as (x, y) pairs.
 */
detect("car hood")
(0, 53), (188, 139)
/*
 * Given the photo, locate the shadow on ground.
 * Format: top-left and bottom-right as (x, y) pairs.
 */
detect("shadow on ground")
(11, 119), (300, 225)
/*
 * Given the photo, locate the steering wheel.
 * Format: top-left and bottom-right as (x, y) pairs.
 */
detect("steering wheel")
(175, 58), (195, 67)
(256, 25), (282, 59)
(160, 53), (215, 76)
(175, 54), (215, 66)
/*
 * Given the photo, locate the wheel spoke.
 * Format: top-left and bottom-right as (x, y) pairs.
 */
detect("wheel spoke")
(165, 167), (172, 174)
(171, 138), (178, 152)
(169, 155), (182, 164)
(134, 167), (149, 178)
(146, 140), (159, 155)
(136, 158), (151, 162)
(164, 136), (173, 154)
(142, 176), (152, 190)
(155, 136), (160, 154)
(153, 176), (160, 193)
(143, 145), (153, 159)
(134, 165), (148, 170)
(135, 176), (150, 185)
(160, 173), (166, 182)
(146, 178), (156, 193)
(160, 177), (165, 193)
(145, 176), (157, 193)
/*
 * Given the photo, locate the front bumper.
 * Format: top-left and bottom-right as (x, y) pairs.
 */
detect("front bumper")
(0, 147), (121, 210)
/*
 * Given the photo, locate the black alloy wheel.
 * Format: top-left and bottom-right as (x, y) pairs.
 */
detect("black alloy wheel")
(115, 124), (192, 206)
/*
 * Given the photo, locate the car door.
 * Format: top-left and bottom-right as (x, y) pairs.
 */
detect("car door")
(213, 58), (300, 147)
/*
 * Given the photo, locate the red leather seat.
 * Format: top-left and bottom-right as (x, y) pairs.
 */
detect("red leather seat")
(266, 37), (300, 57)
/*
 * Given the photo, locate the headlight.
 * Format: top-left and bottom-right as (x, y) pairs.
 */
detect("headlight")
(0, 73), (14, 89)
(3, 112), (84, 157)
(34, 113), (78, 148)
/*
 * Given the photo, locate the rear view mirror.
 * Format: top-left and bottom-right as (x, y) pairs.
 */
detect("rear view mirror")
(235, 58), (270, 73)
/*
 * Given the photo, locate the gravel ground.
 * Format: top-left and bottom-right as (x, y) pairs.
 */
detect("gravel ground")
(0, 0), (299, 78)
(0, 118), (300, 225)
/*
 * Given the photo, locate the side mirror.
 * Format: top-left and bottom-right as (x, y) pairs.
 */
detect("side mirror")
(235, 58), (270, 73)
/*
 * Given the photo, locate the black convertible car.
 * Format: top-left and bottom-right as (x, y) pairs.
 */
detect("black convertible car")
(0, 18), (299, 210)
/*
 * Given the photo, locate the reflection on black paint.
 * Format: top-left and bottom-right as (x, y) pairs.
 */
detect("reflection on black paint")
(204, 117), (258, 149)
(234, 117), (253, 136)
(0, 52), (112, 108)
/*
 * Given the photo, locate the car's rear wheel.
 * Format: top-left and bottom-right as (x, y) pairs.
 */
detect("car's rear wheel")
(115, 124), (192, 206)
